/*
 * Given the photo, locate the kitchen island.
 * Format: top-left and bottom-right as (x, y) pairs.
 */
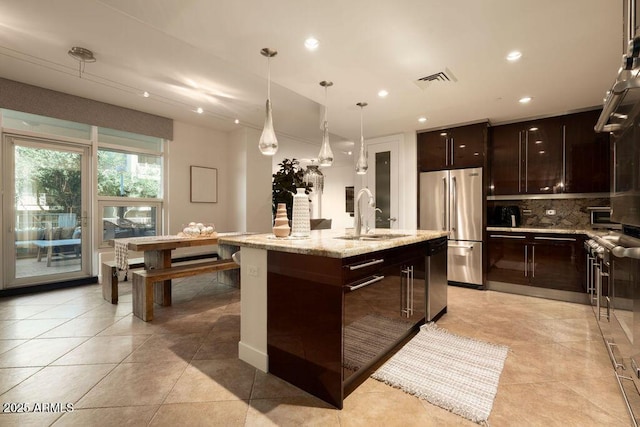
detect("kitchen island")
(218, 228), (448, 408)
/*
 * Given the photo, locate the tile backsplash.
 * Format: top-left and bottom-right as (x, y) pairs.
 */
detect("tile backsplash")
(488, 198), (610, 229)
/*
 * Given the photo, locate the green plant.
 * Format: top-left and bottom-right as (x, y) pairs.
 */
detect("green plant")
(272, 158), (312, 220)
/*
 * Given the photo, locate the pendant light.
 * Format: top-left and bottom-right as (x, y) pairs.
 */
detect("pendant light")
(317, 80), (334, 167)
(258, 48), (278, 155)
(355, 102), (369, 175)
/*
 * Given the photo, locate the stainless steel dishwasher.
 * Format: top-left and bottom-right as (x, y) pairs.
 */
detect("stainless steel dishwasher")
(426, 237), (448, 321)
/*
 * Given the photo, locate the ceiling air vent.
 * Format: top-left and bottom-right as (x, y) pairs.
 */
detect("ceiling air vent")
(414, 68), (457, 89)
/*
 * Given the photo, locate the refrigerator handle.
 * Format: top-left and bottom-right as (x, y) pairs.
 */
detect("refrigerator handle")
(442, 177), (447, 231)
(450, 137), (454, 166)
(451, 176), (457, 233)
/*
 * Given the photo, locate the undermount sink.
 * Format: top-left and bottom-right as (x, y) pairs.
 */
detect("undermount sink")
(335, 233), (409, 241)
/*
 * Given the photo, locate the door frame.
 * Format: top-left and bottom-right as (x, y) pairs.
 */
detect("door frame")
(361, 135), (401, 230)
(2, 134), (92, 289)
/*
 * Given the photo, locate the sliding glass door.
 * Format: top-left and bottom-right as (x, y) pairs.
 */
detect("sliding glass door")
(3, 135), (91, 288)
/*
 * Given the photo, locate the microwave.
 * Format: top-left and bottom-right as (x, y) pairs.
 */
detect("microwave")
(588, 207), (621, 230)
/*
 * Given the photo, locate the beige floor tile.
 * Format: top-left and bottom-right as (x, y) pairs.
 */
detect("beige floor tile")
(0, 367), (41, 394)
(53, 405), (159, 426)
(0, 364), (115, 404)
(340, 388), (439, 427)
(150, 401), (248, 427)
(0, 411), (63, 427)
(164, 358), (256, 403)
(247, 396), (339, 427)
(97, 314), (164, 336)
(563, 375), (630, 422)
(27, 304), (94, 319)
(78, 302), (133, 318)
(76, 361), (187, 408)
(0, 339), (27, 355)
(52, 335), (150, 365)
(0, 337), (87, 367)
(490, 381), (630, 426)
(39, 317), (123, 338)
(193, 337), (238, 360)
(0, 318), (69, 339)
(251, 370), (309, 400)
(123, 333), (205, 363)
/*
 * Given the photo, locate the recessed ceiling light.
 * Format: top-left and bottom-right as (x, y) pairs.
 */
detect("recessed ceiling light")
(347, 151), (353, 156)
(539, 150), (545, 154)
(304, 37), (319, 50)
(234, 119), (240, 124)
(459, 144), (466, 148)
(418, 117), (427, 123)
(535, 140), (542, 144)
(196, 107), (204, 114)
(529, 127), (538, 131)
(440, 132), (447, 136)
(506, 51), (522, 62)
(519, 96), (532, 104)
(142, 91), (150, 98)
(378, 89), (388, 98)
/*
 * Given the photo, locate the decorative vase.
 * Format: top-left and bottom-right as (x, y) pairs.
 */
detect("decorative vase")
(273, 203), (290, 238)
(291, 188), (311, 238)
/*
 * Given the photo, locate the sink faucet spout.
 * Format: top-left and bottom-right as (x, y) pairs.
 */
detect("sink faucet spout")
(354, 187), (375, 238)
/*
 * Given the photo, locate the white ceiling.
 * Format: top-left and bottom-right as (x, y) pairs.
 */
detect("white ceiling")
(0, 0), (624, 163)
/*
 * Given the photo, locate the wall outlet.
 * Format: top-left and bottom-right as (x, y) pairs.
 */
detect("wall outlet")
(546, 209), (556, 216)
(247, 265), (259, 277)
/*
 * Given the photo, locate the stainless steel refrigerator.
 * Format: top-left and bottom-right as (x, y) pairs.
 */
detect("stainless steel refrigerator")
(419, 167), (483, 286)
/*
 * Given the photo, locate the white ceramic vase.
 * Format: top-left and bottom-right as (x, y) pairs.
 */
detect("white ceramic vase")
(291, 188), (311, 238)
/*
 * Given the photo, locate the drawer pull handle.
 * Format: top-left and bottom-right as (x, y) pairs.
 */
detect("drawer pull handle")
(347, 275), (385, 291)
(348, 259), (384, 270)
(606, 341), (626, 371)
(489, 234), (526, 239)
(533, 236), (577, 242)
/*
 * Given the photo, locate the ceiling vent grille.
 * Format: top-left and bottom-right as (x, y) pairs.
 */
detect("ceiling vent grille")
(414, 68), (457, 89)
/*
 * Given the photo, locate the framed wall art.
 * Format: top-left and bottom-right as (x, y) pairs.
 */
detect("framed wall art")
(190, 166), (218, 203)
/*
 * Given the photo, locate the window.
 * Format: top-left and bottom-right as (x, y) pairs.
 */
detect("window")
(97, 127), (164, 246)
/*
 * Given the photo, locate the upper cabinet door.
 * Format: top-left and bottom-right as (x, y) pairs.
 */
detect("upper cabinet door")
(448, 123), (487, 169)
(417, 122), (487, 172)
(523, 116), (563, 194)
(489, 123), (522, 195)
(563, 110), (610, 193)
(417, 131), (448, 171)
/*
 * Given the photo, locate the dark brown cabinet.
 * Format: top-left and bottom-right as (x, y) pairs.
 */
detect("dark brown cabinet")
(418, 122), (487, 171)
(489, 109), (610, 196)
(267, 242), (429, 409)
(563, 110), (611, 193)
(489, 117), (563, 195)
(487, 232), (585, 293)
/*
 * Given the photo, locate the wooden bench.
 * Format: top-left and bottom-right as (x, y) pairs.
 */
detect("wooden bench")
(101, 253), (219, 304)
(101, 258), (146, 304)
(131, 259), (239, 321)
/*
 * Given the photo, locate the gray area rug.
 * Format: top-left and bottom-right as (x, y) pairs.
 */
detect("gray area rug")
(372, 322), (509, 425)
(343, 314), (413, 372)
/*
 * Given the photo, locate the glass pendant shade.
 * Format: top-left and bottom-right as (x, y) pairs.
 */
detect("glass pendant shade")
(303, 163), (324, 194)
(259, 98), (278, 155)
(317, 81), (334, 166)
(259, 48), (278, 156)
(355, 102), (368, 175)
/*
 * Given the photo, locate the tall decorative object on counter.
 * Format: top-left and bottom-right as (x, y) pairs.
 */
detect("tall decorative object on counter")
(355, 102), (369, 175)
(303, 160), (325, 218)
(258, 48), (278, 156)
(272, 203), (291, 237)
(291, 188), (311, 237)
(318, 80), (334, 166)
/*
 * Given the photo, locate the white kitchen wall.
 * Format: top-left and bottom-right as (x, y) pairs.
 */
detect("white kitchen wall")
(167, 121), (231, 233)
(272, 135), (356, 229)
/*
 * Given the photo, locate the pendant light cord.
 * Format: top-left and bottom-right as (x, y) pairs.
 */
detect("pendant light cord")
(267, 57), (271, 101)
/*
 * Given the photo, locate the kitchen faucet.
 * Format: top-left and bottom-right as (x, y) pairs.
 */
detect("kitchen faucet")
(354, 187), (375, 238)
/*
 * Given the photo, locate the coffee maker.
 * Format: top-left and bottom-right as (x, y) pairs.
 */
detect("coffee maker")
(488, 205), (521, 227)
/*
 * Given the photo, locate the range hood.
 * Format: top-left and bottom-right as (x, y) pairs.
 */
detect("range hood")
(595, 0), (640, 133)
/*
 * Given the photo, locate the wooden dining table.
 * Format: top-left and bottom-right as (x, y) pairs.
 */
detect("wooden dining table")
(109, 235), (219, 307)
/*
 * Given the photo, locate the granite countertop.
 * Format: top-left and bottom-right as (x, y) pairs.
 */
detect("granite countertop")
(486, 226), (611, 239)
(218, 228), (448, 258)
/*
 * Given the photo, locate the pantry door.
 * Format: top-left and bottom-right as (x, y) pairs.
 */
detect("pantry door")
(3, 136), (91, 289)
(363, 137), (400, 230)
